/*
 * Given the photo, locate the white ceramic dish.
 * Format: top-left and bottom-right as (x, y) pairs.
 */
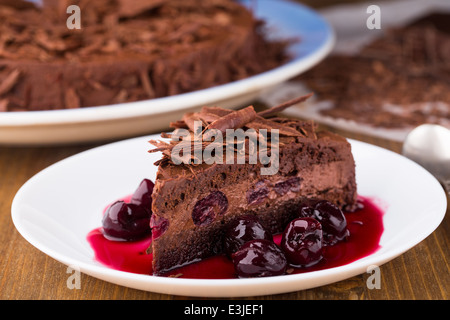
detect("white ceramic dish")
(0, 0), (334, 146)
(11, 135), (447, 297)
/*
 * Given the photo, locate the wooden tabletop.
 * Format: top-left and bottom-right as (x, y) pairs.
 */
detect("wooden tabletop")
(1, 0), (449, 301)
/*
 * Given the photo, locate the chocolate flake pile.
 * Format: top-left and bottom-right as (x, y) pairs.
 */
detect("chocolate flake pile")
(300, 13), (450, 129)
(0, 0), (291, 111)
(149, 94), (316, 167)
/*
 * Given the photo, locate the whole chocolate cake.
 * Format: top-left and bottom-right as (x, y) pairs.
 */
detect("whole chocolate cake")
(148, 95), (357, 275)
(0, 0), (290, 111)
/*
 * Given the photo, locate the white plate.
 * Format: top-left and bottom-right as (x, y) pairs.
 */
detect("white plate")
(0, 0), (334, 146)
(11, 135), (447, 297)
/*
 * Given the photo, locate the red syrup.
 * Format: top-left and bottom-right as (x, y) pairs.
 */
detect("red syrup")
(87, 196), (384, 279)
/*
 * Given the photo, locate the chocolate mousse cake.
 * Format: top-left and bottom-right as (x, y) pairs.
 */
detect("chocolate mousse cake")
(148, 95), (357, 275)
(0, 0), (290, 111)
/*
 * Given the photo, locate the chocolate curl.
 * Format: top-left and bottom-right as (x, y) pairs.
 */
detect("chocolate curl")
(201, 106), (232, 117)
(246, 117), (304, 137)
(196, 112), (221, 124)
(169, 120), (188, 129)
(257, 93), (313, 118)
(148, 139), (171, 153)
(160, 132), (172, 139)
(140, 70), (155, 98)
(182, 112), (205, 134)
(0, 69), (20, 96)
(204, 105), (256, 138)
(0, 99), (8, 112)
(64, 87), (80, 109)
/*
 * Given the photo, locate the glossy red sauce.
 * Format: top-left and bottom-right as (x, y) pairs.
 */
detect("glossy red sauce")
(87, 196), (384, 278)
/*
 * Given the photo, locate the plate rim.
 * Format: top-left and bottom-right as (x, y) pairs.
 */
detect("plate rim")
(0, 1), (335, 127)
(10, 137), (448, 297)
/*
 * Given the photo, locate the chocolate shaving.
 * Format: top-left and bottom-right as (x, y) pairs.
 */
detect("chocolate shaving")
(0, 69), (20, 96)
(0, 99), (8, 112)
(301, 17), (450, 129)
(112, 89), (128, 104)
(169, 120), (189, 129)
(196, 112), (221, 124)
(204, 105), (257, 136)
(200, 106), (232, 117)
(139, 69), (155, 99)
(149, 97), (316, 166)
(117, 0), (164, 18)
(246, 117), (304, 137)
(64, 87), (80, 109)
(182, 112), (205, 133)
(168, 273), (184, 278)
(257, 92), (313, 118)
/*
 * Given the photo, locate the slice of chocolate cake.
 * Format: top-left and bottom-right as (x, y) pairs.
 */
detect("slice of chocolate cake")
(148, 95), (357, 275)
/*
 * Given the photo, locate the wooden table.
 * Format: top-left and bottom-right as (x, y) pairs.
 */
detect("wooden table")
(1, 0), (449, 301)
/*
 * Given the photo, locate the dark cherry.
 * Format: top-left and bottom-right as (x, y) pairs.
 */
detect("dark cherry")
(130, 179), (154, 213)
(150, 214), (169, 240)
(280, 217), (323, 267)
(246, 180), (269, 205)
(299, 200), (349, 246)
(223, 215), (273, 257)
(231, 239), (287, 278)
(298, 200), (318, 217)
(102, 200), (151, 241)
(192, 191), (228, 226)
(273, 177), (302, 195)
